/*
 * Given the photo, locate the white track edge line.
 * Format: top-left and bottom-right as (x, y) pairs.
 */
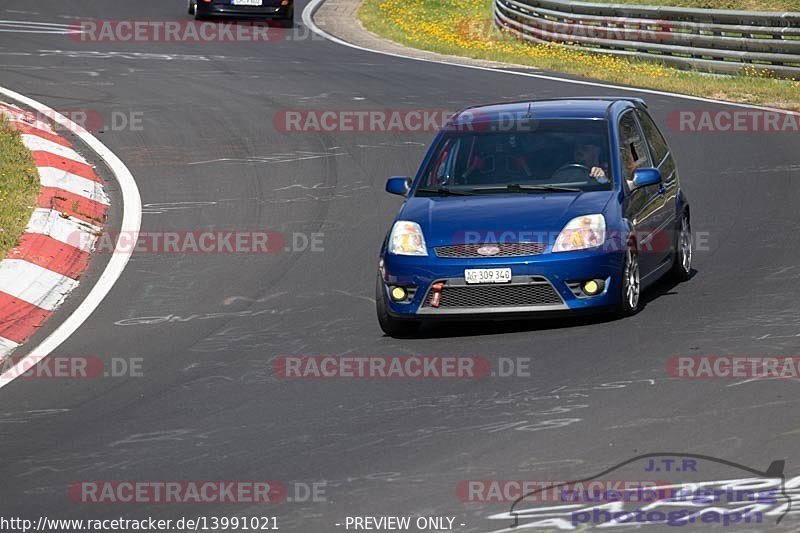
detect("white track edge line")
(0, 86), (142, 389)
(301, 0), (800, 117)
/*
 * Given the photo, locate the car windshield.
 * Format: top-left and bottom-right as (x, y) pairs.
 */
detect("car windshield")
(414, 119), (613, 196)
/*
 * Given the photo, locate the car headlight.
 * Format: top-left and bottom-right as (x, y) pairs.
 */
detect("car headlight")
(552, 214), (606, 253)
(389, 221), (428, 256)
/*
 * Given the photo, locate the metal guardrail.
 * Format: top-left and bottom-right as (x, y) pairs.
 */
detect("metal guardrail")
(494, 0), (800, 78)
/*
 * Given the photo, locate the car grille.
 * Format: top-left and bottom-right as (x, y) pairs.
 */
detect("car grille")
(422, 280), (562, 309)
(434, 242), (545, 258)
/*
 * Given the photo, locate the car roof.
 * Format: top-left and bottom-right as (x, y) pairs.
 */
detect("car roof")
(447, 97), (645, 129)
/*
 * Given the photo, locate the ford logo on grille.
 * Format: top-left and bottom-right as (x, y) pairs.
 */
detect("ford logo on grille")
(476, 245), (501, 256)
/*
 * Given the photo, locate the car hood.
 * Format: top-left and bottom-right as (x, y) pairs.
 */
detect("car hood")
(398, 192), (614, 247)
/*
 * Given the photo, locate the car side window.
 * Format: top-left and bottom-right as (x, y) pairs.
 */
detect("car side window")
(618, 111), (651, 191)
(428, 138), (459, 186)
(636, 110), (669, 166)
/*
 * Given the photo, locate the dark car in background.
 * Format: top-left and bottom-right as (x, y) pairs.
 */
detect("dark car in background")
(188, 0), (294, 26)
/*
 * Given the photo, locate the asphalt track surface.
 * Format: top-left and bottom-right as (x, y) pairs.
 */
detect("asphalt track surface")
(1, 1), (800, 532)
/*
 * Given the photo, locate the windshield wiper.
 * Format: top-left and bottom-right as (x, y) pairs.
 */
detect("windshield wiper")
(472, 184), (582, 193)
(415, 187), (477, 196)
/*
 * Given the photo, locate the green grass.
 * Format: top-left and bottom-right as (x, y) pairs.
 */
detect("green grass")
(0, 117), (40, 260)
(591, 0), (800, 11)
(359, 0), (800, 111)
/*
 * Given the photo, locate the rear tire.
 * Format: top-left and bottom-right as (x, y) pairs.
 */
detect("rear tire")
(376, 274), (420, 337)
(669, 212), (692, 282)
(616, 246), (640, 317)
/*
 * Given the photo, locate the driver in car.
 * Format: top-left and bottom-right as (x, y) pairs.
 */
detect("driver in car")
(574, 143), (610, 184)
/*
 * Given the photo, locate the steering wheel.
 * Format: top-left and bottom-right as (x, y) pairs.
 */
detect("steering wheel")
(552, 163), (591, 181)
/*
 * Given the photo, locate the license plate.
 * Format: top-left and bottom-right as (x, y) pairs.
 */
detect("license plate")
(464, 268), (512, 284)
(232, 0), (262, 5)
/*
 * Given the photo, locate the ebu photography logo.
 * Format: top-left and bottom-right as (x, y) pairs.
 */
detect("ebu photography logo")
(484, 453), (794, 531)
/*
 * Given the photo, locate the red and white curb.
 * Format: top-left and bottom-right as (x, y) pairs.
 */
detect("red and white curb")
(0, 101), (109, 360)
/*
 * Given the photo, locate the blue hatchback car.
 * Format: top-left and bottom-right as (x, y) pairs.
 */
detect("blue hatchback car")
(376, 97), (692, 336)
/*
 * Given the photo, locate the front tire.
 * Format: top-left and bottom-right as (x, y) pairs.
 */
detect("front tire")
(376, 274), (420, 337)
(276, 7), (295, 27)
(669, 212), (692, 282)
(188, 0), (196, 15)
(617, 246), (641, 317)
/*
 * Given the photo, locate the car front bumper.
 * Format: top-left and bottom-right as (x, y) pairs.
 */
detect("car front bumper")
(380, 247), (625, 319)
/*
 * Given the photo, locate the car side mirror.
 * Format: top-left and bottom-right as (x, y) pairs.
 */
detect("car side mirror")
(386, 176), (412, 196)
(633, 168), (661, 189)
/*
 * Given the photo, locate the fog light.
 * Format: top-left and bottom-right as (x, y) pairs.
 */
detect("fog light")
(390, 286), (407, 301)
(582, 279), (604, 296)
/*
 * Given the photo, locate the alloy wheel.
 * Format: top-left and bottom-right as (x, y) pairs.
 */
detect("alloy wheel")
(624, 248), (640, 310)
(679, 216), (692, 274)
